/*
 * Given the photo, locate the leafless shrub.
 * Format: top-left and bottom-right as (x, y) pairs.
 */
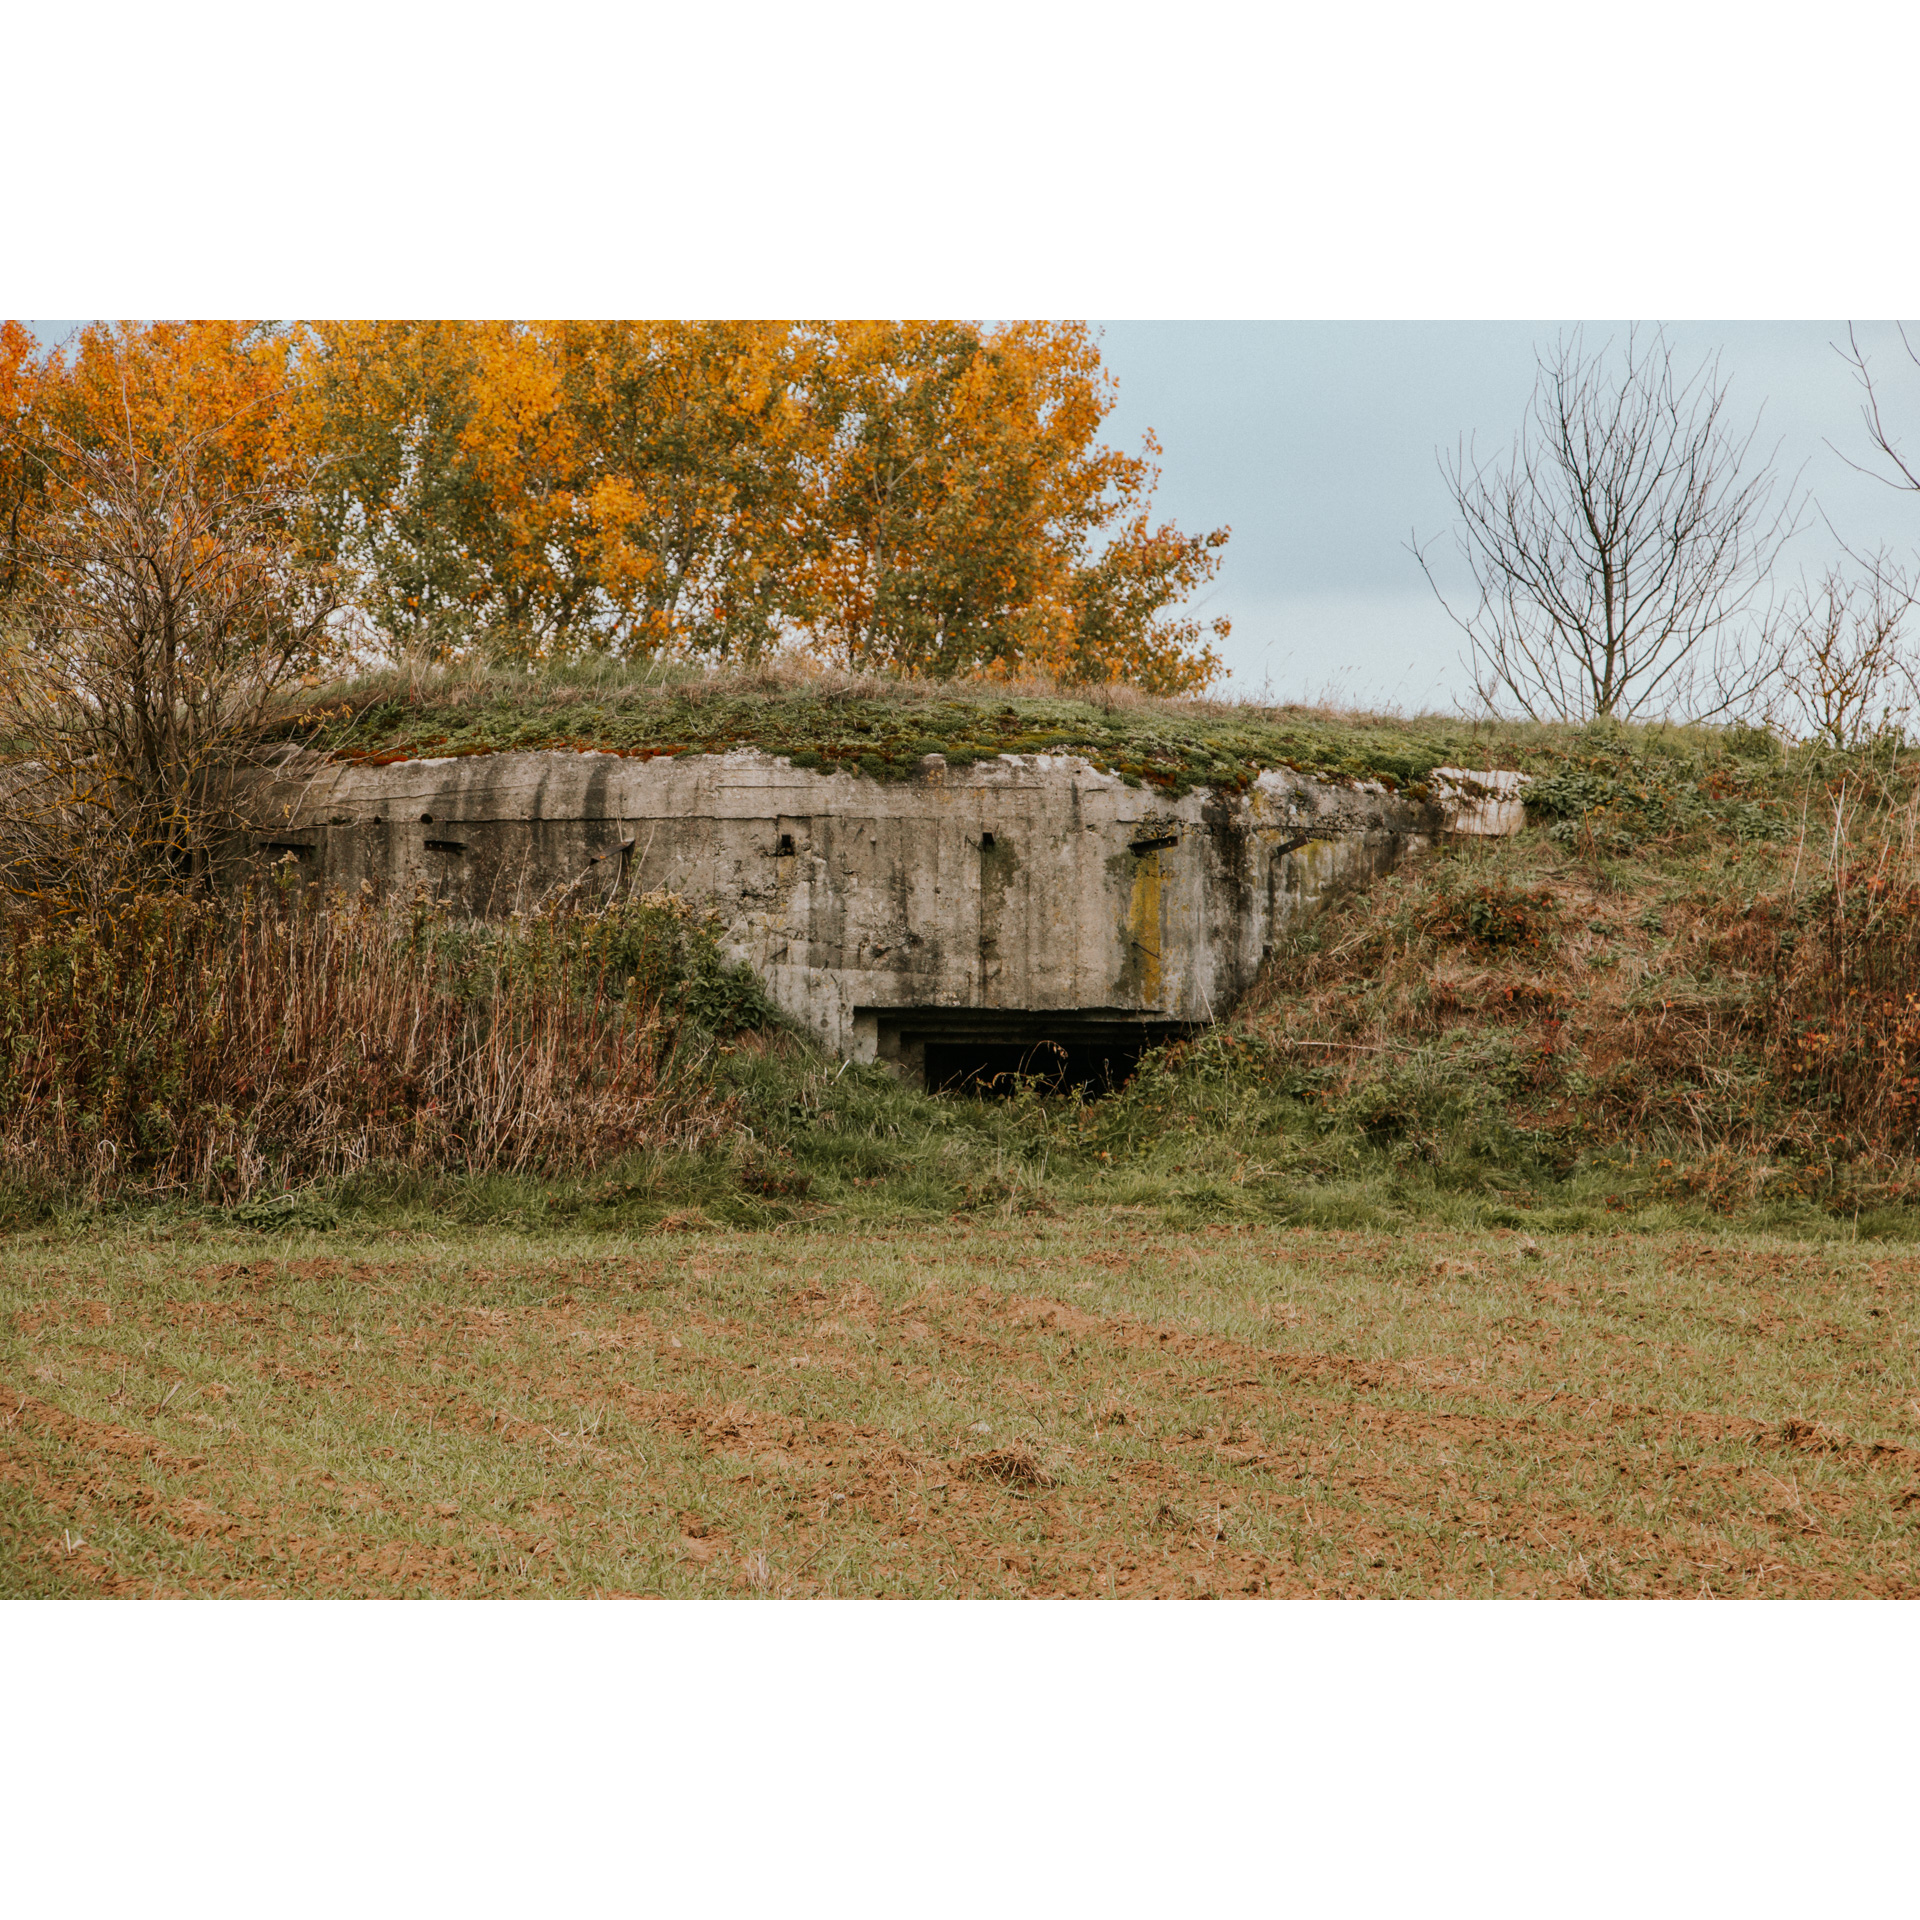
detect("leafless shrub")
(1418, 326), (1802, 724)
(1771, 556), (1918, 747)
(0, 421), (340, 914)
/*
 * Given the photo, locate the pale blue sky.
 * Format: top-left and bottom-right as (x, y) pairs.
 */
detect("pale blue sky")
(1097, 322), (1920, 708)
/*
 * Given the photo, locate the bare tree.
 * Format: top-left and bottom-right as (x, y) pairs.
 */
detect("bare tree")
(0, 420), (341, 914)
(1416, 326), (1802, 723)
(1771, 555), (1918, 747)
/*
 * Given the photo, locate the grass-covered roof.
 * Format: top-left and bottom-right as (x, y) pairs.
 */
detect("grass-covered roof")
(277, 658), (1808, 817)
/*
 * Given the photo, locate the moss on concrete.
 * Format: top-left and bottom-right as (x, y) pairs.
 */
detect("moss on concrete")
(273, 660), (1808, 824)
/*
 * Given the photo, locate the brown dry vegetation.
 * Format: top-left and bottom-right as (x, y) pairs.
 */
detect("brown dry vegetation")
(4, 1216), (1917, 1598)
(0, 891), (754, 1204)
(1210, 783), (1920, 1213)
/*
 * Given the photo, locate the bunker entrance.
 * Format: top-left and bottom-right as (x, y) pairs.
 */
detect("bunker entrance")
(865, 1008), (1198, 1097)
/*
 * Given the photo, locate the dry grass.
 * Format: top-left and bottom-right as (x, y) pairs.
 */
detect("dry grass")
(1241, 836), (1782, 1147)
(278, 650), (1643, 798)
(295, 651), (1385, 729)
(5, 1212), (1917, 1598)
(0, 891), (738, 1202)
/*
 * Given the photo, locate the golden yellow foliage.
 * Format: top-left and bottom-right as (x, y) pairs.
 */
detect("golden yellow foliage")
(545, 319), (817, 659)
(0, 324), (343, 909)
(44, 321), (303, 489)
(5, 319), (1229, 693)
(0, 319), (42, 597)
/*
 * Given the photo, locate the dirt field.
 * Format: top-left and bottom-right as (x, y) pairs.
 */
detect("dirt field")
(4, 1216), (1918, 1597)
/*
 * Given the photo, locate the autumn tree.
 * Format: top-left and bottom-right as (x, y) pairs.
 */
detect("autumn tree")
(301, 321), (596, 663)
(1062, 494), (1230, 693)
(298, 319), (1227, 689)
(43, 321), (303, 495)
(16, 319), (1229, 693)
(793, 320), (1060, 675)
(304, 322), (811, 665)
(545, 320), (817, 659)
(791, 320), (1227, 693)
(5, 322), (304, 601)
(0, 320), (46, 600)
(299, 320), (483, 659)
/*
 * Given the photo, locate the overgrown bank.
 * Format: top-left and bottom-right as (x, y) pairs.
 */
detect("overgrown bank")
(0, 890), (773, 1214)
(10, 706), (1920, 1242)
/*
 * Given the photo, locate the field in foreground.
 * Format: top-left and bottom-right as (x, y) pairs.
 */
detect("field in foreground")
(4, 1214), (1918, 1598)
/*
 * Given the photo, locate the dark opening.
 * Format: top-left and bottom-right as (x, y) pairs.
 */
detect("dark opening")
(419, 812), (434, 824)
(980, 831), (996, 849)
(777, 832), (795, 856)
(924, 1036), (1156, 1096)
(867, 1006), (1197, 1099)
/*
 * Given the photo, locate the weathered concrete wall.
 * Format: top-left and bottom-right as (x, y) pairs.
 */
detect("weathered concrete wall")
(255, 749), (1440, 1063)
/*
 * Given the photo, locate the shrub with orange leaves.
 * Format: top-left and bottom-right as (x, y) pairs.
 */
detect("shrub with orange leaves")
(0, 323), (343, 912)
(0, 319), (45, 598)
(23, 322), (312, 535)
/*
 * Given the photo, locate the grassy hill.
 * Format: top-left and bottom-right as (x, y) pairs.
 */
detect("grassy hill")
(9, 662), (1918, 1238)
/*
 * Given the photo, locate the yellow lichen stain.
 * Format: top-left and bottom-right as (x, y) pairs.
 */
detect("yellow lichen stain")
(1121, 850), (1165, 1007)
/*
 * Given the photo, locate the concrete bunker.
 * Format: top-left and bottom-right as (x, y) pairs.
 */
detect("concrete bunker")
(256, 748), (1519, 1088)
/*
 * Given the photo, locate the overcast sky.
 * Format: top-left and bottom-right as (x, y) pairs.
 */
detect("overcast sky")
(1098, 321), (1920, 709)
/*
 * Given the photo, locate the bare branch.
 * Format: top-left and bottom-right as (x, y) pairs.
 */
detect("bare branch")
(1415, 326), (1803, 723)
(1829, 321), (1920, 496)
(1770, 551), (1919, 748)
